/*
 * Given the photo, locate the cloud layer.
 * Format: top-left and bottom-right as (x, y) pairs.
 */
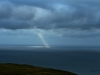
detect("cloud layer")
(0, 0), (100, 37)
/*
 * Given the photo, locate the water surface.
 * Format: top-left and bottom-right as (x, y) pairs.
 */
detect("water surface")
(0, 47), (100, 75)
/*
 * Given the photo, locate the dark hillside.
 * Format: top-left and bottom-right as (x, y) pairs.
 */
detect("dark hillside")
(0, 63), (78, 75)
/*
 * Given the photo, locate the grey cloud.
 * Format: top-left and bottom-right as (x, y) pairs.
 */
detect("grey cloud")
(9, 0), (52, 9)
(0, 1), (36, 21)
(62, 31), (100, 38)
(62, 33), (100, 38)
(0, 0), (100, 37)
(0, 2), (13, 19)
(0, 19), (32, 30)
(13, 6), (35, 21)
(50, 3), (100, 30)
(53, 29), (100, 38)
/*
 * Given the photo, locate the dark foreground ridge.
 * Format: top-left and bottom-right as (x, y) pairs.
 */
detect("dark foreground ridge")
(0, 63), (78, 75)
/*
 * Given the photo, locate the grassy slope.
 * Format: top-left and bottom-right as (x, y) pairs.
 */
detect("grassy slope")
(0, 63), (78, 75)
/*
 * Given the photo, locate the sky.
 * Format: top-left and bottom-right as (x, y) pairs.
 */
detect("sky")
(0, 0), (100, 47)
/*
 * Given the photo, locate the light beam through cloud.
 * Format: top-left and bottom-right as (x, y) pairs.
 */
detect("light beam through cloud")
(37, 33), (50, 48)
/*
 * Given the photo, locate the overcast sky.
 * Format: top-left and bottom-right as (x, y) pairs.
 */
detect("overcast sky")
(0, 0), (100, 46)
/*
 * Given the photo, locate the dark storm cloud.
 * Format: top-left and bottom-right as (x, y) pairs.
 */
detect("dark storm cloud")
(9, 0), (53, 9)
(0, 2), (13, 19)
(0, 19), (32, 30)
(0, 0), (100, 34)
(13, 6), (35, 21)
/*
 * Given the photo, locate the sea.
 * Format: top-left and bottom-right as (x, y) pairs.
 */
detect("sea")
(0, 46), (100, 75)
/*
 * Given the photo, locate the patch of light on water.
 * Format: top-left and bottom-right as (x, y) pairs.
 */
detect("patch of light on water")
(0, 45), (50, 51)
(27, 46), (45, 48)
